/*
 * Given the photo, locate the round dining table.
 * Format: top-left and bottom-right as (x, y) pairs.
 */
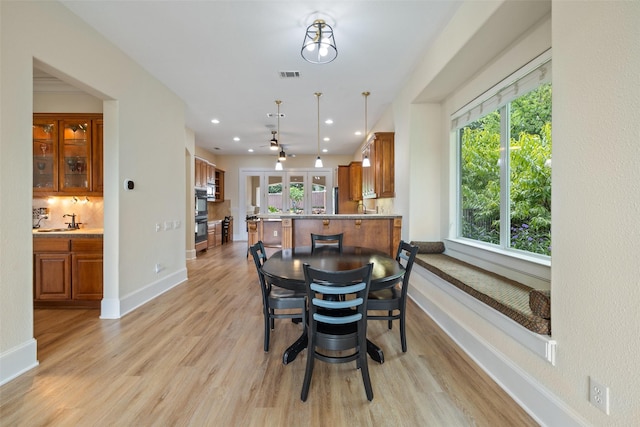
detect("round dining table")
(261, 246), (405, 365)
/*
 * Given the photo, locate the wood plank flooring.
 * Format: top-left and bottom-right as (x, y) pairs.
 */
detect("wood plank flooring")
(0, 242), (539, 426)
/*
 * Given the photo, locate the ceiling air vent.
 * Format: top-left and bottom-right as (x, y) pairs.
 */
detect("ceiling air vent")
(279, 71), (301, 79)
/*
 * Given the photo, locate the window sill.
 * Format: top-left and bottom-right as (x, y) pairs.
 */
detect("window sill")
(443, 238), (550, 289)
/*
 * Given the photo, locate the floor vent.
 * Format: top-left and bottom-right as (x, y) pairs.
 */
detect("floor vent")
(279, 71), (300, 79)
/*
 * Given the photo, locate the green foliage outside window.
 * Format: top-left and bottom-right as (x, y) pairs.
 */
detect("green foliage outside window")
(460, 83), (552, 256)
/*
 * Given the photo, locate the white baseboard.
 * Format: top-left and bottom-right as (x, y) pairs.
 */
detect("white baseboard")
(0, 338), (38, 386)
(409, 265), (587, 427)
(103, 268), (188, 319)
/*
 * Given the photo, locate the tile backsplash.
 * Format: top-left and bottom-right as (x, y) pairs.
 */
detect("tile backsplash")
(33, 196), (104, 229)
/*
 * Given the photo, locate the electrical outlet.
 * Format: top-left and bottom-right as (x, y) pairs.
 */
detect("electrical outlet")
(173, 220), (181, 229)
(589, 377), (610, 415)
(155, 263), (163, 273)
(164, 221), (172, 231)
(273, 230), (278, 237)
(155, 223), (161, 232)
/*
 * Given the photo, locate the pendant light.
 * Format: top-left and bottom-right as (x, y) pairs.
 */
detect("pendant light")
(362, 91), (371, 167)
(314, 92), (323, 168)
(274, 100), (283, 169)
(301, 19), (338, 64)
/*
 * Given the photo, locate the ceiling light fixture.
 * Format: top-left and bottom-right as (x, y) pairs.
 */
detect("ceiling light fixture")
(301, 19), (337, 64)
(362, 91), (371, 168)
(279, 148), (287, 161)
(314, 92), (323, 168)
(275, 159), (283, 171)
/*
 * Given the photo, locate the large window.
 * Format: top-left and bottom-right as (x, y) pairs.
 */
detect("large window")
(455, 55), (551, 257)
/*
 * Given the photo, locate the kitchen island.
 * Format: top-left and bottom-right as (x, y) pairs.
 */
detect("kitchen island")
(247, 214), (401, 257)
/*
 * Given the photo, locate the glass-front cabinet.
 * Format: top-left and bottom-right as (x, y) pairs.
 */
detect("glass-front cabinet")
(32, 114), (103, 195)
(33, 118), (58, 191)
(60, 119), (91, 192)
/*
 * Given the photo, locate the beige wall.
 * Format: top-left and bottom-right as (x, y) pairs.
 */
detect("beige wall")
(388, 1), (639, 425)
(1, 0), (188, 382)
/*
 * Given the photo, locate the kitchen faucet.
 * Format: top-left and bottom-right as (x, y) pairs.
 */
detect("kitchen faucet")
(63, 213), (80, 229)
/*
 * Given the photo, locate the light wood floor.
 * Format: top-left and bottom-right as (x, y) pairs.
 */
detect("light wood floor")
(1, 242), (538, 426)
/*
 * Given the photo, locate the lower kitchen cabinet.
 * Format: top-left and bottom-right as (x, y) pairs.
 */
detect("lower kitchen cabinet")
(34, 236), (103, 308)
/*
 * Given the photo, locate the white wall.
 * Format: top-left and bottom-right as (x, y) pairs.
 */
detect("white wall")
(1, 0), (188, 383)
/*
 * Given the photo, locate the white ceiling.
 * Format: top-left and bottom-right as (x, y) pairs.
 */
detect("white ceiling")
(50, 1), (463, 156)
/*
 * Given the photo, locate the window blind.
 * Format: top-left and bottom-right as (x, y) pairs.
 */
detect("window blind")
(451, 50), (552, 130)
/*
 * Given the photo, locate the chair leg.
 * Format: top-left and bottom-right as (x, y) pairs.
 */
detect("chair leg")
(264, 313), (270, 352)
(359, 351), (373, 401)
(301, 339), (315, 401)
(400, 311), (407, 352)
(388, 310), (393, 329)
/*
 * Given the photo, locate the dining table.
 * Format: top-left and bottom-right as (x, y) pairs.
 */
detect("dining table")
(261, 245), (405, 365)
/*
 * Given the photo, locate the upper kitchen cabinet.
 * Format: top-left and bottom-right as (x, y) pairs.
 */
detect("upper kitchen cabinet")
(362, 132), (395, 199)
(33, 114), (103, 196)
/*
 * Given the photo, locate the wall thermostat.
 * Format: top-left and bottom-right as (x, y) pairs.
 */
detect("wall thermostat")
(124, 179), (134, 190)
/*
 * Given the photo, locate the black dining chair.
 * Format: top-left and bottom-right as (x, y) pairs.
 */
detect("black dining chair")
(301, 262), (374, 402)
(249, 241), (306, 352)
(310, 232), (343, 252)
(366, 240), (418, 352)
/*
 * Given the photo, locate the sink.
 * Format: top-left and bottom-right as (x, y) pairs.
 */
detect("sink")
(35, 228), (76, 232)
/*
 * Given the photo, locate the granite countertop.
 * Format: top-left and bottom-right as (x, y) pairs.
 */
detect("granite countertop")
(32, 228), (104, 237)
(254, 214), (401, 220)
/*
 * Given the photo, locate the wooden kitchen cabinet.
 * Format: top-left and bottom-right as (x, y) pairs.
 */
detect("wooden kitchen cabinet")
(207, 220), (222, 248)
(34, 252), (72, 300)
(362, 132), (395, 199)
(71, 239), (103, 301)
(214, 168), (224, 201)
(34, 236), (103, 308)
(33, 114), (103, 196)
(336, 164), (361, 213)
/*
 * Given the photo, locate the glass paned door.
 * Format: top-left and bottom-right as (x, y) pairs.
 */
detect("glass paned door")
(309, 173), (329, 214)
(59, 119), (91, 192)
(266, 173), (286, 214)
(287, 173), (305, 214)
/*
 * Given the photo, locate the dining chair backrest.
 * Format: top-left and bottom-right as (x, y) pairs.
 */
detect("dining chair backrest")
(310, 233), (344, 252)
(301, 262), (374, 401)
(396, 240), (419, 286)
(249, 241), (270, 299)
(250, 240), (268, 268)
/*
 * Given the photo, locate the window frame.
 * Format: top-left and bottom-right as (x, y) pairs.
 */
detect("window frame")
(450, 51), (552, 278)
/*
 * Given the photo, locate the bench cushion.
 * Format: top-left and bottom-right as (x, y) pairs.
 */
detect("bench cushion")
(415, 253), (551, 335)
(410, 241), (445, 254)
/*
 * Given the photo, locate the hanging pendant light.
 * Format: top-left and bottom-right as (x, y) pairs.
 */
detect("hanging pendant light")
(362, 91), (371, 167)
(274, 100), (284, 169)
(279, 148), (287, 161)
(314, 92), (323, 168)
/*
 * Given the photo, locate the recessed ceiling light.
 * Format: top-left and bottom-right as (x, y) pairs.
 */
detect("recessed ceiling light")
(233, 137), (240, 142)
(355, 131), (362, 136)
(325, 119), (333, 125)
(248, 148), (254, 153)
(211, 119), (220, 124)
(322, 148), (328, 153)
(323, 137), (330, 142)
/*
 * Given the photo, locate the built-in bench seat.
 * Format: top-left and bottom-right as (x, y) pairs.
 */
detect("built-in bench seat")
(410, 241), (551, 335)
